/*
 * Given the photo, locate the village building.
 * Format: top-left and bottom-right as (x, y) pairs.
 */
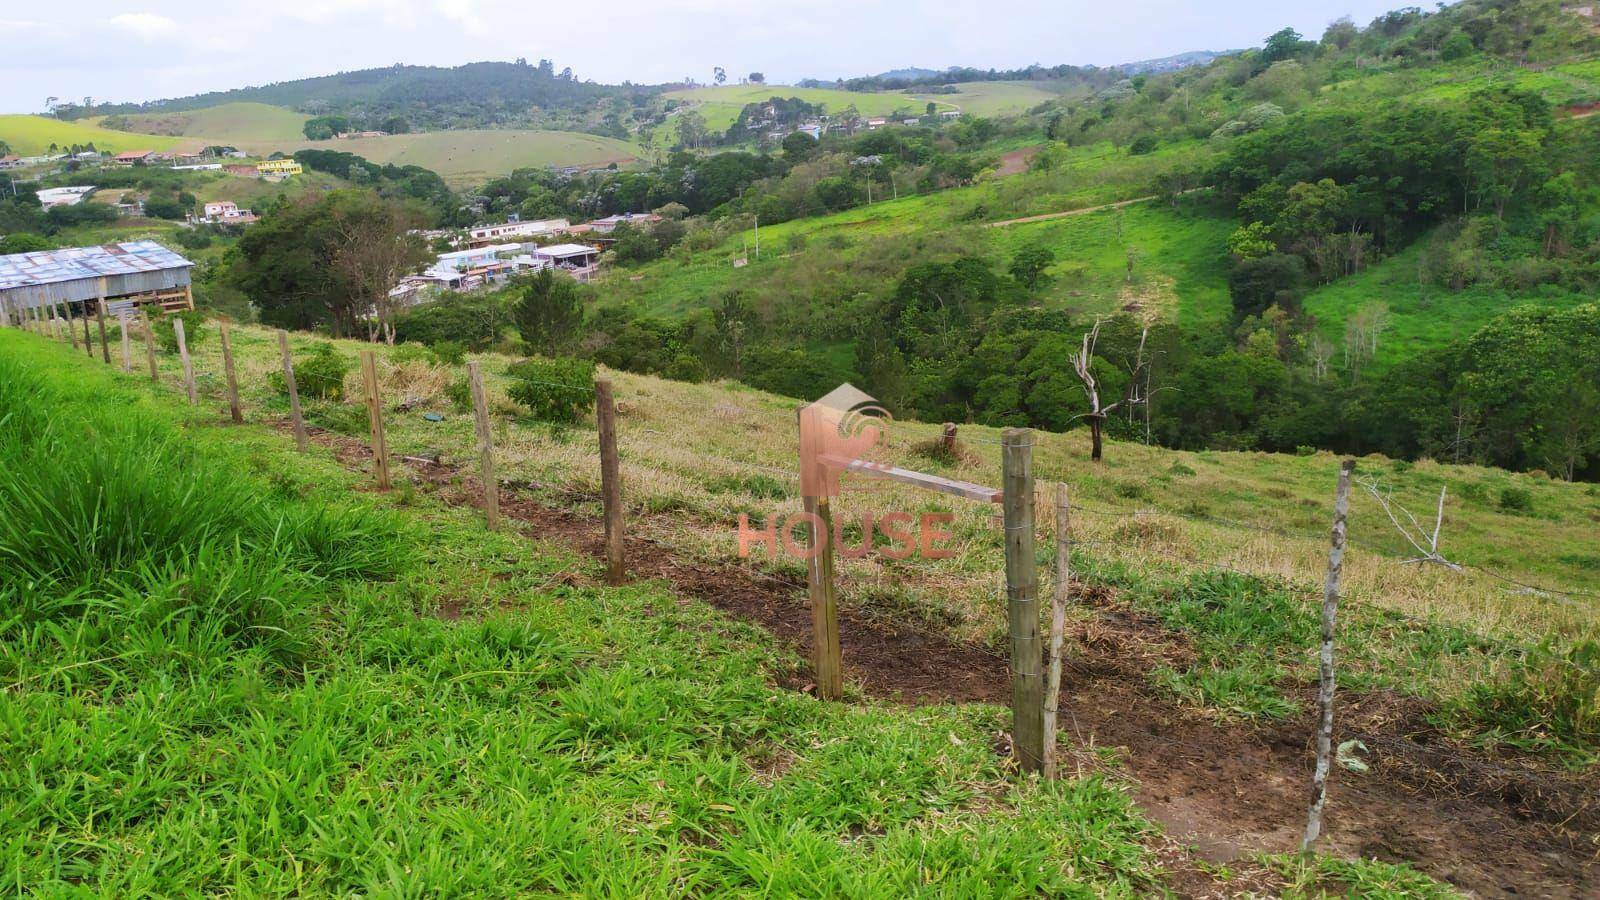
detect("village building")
(0, 241), (195, 324)
(36, 186), (97, 209)
(111, 150), (157, 166)
(256, 159), (303, 179)
(467, 218), (571, 246)
(171, 163), (224, 172)
(200, 201), (258, 224)
(533, 243), (602, 281)
(584, 212), (663, 234)
(0, 155), (23, 170)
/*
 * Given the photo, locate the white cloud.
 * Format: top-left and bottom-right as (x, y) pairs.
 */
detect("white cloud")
(434, 0), (488, 37)
(109, 12), (180, 39)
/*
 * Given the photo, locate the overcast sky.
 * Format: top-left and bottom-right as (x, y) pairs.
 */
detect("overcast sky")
(4, 0), (1413, 112)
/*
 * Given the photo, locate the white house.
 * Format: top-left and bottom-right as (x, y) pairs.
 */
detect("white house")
(466, 218), (570, 246)
(36, 186), (97, 208)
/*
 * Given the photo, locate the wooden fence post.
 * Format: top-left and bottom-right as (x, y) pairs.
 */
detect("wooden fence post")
(119, 312), (132, 371)
(51, 306), (64, 342)
(1044, 482), (1071, 780)
(173, 317), (197, 404)
(1303, 458), (1356, 851)
(277, 330), (307, 452)
(218, 321), (242, 423)
(359, 349), (392, 490)
(95, 282), (111, 364)
(82, 309), (93, 358)
(139, 309), (159, 382)
(595, 379), (626, 584)
(467, 361), (500, 530)
(1003, 428), (1044, 774)
(796, 405), (844, 701)
(63, 302), (79, 350)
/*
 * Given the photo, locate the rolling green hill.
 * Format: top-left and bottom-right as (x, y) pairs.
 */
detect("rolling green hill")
(0, 115), (181, 155)
(907, 81), (1075, 116)
(98, 102), (310, 144)
(664, 85), (953, 133)
(238, 129), (639, 186)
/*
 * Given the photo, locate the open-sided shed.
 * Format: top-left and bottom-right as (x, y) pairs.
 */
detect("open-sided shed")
(0, 240), (194, 324)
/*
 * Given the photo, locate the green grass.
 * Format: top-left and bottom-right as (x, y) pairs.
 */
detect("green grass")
(664, 85), (950, 133)
(97, 102), (311, 144)
(906, 81), (1075, 117)
(233, 129), (640, 187)
(0, 330), (1179, 894)
(0, 115), (180, 155)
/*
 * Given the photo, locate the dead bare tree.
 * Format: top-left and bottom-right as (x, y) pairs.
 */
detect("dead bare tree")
(1360, 480), (1462, 570)
(1071, 319), (1147, 462)
(1308, 334), (1334, 382)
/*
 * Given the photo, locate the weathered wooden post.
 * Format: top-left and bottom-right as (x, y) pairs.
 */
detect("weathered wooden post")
(51, 306), (64, 342)
(797, 404), (844, 702)
(941, 422), (958, 455)
(173, 317), (197, 403)
(1002, 428), (1044, 774)
(82, 308), (93, 358)
(119, 312), (132, 371)
(139, 309), (159, 382)
(359, 349), (392, 490)
(218, 321), (242, 423)
(1044, 481), (1071, 780)
(276, 330), (307, 452)
(62, 302), (79, 350)
(1303, 458), (1356, 851)
(467, 360), (500, 530)
(94, 281), (111, 365)
(595, 379), (626, 584)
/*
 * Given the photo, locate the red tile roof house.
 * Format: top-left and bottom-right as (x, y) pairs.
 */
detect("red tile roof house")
(0, 155), (24, 170)
(111, 150), (156, 165)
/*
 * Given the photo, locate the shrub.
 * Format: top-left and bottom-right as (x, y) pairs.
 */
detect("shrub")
(506, 357), (595, 424)
(393, 292), (510, 350)
(428, 340), (467, 366)
(1498, 486), (1533, 513)
(445, 373), (472, 412)
(151, 310), (206, 352)
(1128, 134), (1158, 155)
(271, 343), (350, 401)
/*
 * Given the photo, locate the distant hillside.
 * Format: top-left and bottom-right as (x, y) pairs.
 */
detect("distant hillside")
(54, 61), (640, 133)
(98, 102), (309, 144)
(1117, 50), (1240, 74)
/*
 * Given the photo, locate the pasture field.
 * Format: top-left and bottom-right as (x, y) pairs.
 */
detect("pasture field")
(906, 80), (1076, 116)
(0, 326), (1494, 897)
(234, 129), (640, 186)
(0, 114), (181, 155)
(664, 85), (953, 133)
(98, 101), (310, 144)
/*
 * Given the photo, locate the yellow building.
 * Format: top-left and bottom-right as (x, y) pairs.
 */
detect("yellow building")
(256, 159), (302, 177)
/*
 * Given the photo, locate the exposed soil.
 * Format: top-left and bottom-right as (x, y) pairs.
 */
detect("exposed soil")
(995, 145), (1042, 177)
(299, 424), (1599, 898)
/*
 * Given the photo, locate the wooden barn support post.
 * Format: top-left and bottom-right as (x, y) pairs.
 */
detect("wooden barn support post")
(173, 317), (197, 403)
(95, 280), (111, 364)
(595, 379), (626, 584)
(119, 312), (132, 371)
(1302, 459), (1356, 851)
(219, 321), (242, 423)
(1002, 428), (1044, 774)
(51, 305), (64, 342)
(467, 361), (500, 530)
(139, 309), (158, 382)
(1044, 482), (1071, 780)
(82, 308), (93, 357)
(359, 350), (392, 490)
(277, 331), (307, 452)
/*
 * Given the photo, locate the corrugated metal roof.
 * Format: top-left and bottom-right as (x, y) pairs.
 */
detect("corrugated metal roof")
(0, 241), (193, 292)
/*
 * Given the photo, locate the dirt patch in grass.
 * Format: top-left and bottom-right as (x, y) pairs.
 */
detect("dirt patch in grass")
(296, 422), (1598, 897)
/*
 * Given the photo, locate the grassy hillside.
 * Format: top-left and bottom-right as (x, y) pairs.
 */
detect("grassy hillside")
(907, 81), (1074, 116)
(1, 320), (1508, 897)
(236, 129), (639, 186)
(665, 85), (953, 132)
(0, 115), (181, 155)
(99, 102), (310, 144)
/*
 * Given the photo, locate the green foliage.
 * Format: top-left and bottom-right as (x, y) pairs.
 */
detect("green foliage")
(151, 311), (207, 353)
(427, 340), (467, 366)
(511, 269), (585, 356)
(1008, 243), (1055, 289)
(1498, 486), (1533, 513)
(1445, 641), (1600, 757)
(283, 343), (352, 401)
(0, 232), (52, 253)
(394, 291), (510, 350)
(505, 356), (595, 423)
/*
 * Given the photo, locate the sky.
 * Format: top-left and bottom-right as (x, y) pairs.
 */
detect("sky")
(2, 0), (1416, 112)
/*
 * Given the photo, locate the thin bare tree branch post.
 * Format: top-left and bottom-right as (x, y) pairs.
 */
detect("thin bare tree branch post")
(1044, 481), (1071, 780)
(359, 350), (392, 490)
(219, 320), (242, 423)
(596, 379), (626, 585)
(277, 330), (308, 452)
(1304, 458), (1355, 852)
(467, 360), (500, 530)
(173, 317), (197, 404)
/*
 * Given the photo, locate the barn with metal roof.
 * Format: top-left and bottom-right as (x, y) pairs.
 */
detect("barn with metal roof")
(0, 241), (194, 323)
